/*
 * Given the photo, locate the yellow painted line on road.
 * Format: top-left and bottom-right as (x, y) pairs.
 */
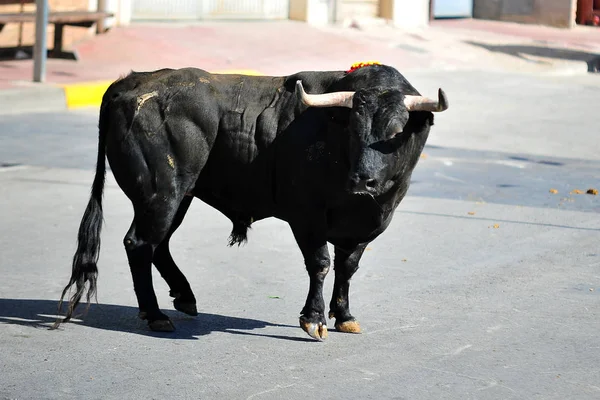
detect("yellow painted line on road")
(62, 69), (264, 109)
(63, 81), (113, 109)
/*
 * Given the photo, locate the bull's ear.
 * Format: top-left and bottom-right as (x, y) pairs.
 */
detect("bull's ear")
(351, 90), (368, 107)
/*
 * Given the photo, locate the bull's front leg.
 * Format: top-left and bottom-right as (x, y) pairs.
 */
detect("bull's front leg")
(329, 243), (367, 334)
(290, 221), (331, 341)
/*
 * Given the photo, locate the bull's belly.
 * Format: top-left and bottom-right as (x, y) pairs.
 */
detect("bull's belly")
(194, 181), (275, 223)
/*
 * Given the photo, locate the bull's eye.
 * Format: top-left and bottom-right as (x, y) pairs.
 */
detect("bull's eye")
(387, 121), (405, 139)
(389, 130), (403, 139)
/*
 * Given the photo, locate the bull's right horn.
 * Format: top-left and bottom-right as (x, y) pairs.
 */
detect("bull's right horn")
(404, 88), (449, 112)
(295, 80), (355, 108)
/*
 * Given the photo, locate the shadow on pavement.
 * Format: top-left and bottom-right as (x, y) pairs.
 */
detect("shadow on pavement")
(464, 41), (600, 73)
(397, 210), (600, 231)
(0, 298), (303, 341)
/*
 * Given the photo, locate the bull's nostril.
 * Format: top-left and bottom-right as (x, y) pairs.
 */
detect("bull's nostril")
(350, 175), (378, 194)
(365, 179), (377, 189)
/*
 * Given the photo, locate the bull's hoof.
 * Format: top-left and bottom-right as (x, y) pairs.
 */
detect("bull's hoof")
(174, 299), (198, 316)
(139, 310), (176, 332)
(148, 319), (176, 332)
(299, 317), (328, 341)
(334, 319), (361, 334)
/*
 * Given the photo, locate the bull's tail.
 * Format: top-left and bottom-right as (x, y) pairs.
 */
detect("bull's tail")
(52, 112), (108, 329)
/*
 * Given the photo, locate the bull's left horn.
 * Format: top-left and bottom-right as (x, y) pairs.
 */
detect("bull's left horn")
(295, 80), (355, 108)
(404, 88), (449, 112)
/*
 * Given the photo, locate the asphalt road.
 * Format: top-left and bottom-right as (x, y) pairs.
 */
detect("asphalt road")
(0, 70), (599, 400)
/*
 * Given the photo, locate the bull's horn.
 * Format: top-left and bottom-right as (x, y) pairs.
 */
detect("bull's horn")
(404, 88), (449, 112)
(295, 80), (354, 108)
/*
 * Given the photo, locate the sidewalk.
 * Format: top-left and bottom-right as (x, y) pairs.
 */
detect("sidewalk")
(329, 18), (600, 75)
(0, 18), (599, 112)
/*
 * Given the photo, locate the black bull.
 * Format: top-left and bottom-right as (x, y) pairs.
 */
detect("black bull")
(52, 63), (449, 340)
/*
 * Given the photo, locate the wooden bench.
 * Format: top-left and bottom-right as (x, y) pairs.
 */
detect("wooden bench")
(0, 0), (113, 60)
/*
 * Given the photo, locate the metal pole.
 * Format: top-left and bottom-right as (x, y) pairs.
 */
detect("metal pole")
(33, 0), (48, 83)
(96, 0), (106, 34)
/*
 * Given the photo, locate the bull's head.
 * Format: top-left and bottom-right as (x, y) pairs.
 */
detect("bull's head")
(295, 80), (448, 197)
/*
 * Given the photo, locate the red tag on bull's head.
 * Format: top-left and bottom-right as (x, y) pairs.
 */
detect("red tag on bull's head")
(346, 61), (382, 73)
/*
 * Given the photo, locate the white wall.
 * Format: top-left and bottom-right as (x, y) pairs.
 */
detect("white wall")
(290, 0), (331, 25)
(90, 0), (132, 26)
(114, 0), (132, 26)
(381, 0), (430, 29)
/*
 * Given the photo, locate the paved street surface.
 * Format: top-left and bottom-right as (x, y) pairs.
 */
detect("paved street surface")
(1, 67), (599, 400)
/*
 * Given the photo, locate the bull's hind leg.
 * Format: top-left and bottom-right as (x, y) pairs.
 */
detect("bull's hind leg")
(152, 195), (198, 316)
(328, 243), (366, 334)
(290, 220), (331, 341)
(124, 195), (184, 332)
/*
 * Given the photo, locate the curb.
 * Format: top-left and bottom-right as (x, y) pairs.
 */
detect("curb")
(0, 69), (263, 114)
(0, 85), (67, 115)
(62, 69), (264, 109)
